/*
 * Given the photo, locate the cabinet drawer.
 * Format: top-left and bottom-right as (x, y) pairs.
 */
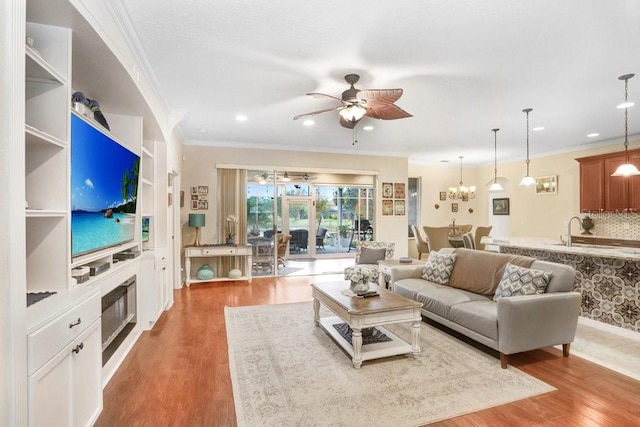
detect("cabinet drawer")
(203, 247), (236, 255)
(28, 292), (100, 375)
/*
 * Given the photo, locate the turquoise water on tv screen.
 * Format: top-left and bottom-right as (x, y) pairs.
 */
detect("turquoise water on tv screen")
(72, 212), (135, 256)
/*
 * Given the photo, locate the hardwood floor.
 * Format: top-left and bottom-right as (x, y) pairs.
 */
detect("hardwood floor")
(96, 276), (640, 426)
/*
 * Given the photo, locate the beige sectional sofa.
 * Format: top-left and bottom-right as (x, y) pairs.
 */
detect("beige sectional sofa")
(390, 248), (581, 368)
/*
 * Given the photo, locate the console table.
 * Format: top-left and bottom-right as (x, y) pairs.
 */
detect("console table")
(184, 245), (253, 287)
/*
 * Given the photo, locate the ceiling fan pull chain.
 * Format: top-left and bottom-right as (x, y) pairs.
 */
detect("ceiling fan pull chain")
(352, 125), (358, 145)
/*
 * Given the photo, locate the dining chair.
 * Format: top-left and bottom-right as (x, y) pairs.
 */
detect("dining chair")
(462, 232), (475, 249)
(411, 224), (430, 259)
(423, 226), (453, 251)
(474, 225), (493, 250)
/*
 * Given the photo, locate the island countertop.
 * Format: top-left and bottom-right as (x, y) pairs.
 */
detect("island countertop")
(483, 237), (640, 261)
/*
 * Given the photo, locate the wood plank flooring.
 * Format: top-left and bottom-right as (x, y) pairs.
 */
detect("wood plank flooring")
(95, 276), (640, 426)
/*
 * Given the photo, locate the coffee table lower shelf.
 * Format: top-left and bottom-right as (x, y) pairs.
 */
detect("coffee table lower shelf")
(319, 316), (414, 364)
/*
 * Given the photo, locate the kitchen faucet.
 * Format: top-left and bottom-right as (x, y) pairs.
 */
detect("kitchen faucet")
(566, 216), (582, 247)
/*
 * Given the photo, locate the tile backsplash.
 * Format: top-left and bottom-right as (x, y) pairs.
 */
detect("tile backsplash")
(579, 212), (640, 240)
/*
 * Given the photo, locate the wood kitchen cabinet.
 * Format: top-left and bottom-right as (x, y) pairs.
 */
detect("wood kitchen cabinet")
(577, 148), (640, 212)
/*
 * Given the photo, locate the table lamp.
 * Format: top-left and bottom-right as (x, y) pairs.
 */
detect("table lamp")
(188, 213), (205, 246)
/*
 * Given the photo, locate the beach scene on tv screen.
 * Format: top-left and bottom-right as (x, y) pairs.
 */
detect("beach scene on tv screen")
(71, 115), (140, 256)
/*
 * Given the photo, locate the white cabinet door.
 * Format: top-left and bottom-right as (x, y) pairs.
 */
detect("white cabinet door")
(29, 319), (102, 427)
(29, 345), (73, 427)
(73, 320), (103, 427)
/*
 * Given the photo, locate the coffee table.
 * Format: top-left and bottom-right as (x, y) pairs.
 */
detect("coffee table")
(311, 281), (423, 369)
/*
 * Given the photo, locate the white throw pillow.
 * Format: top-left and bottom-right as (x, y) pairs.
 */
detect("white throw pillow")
(421, 251), (457, 285)
(493, 263), (552, 301)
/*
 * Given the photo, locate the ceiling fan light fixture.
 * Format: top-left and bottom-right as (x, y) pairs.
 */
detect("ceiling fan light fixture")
(281, 171), (290, 182)
(612, 74), (640, 177)
(490, 128), (504, 192)
(339, 104), (367, 122)
(519, 108), (536, 187)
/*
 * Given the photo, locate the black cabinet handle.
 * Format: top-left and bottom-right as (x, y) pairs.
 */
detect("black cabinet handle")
(69, 318), (81, 328)
(72, 342), (84, 354)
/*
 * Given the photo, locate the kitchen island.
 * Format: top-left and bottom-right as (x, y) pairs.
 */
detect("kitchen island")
(485, 237), (640, 334)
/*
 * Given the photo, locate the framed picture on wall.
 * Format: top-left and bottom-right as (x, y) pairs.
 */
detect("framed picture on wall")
(439, 191), (446, 201)
(394, 200), (406, 215)
(191, 200), (198, 210)
(493, 198), (510, 215)
(382, 200), (394, 215)
(382, 182), (393, 199)
(451, 203), (458, 213)
(535, 175), (558, 195)
(394, 182), (406, 199)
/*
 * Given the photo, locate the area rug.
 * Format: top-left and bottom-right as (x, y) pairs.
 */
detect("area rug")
(225, 302), (555, 427)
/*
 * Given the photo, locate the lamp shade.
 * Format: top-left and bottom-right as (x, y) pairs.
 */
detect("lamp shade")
(189, 213), (205, 228)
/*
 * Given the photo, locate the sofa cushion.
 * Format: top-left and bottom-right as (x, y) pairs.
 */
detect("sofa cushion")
(448, 248), (535, 296)
(448, 301), (498, 340)
(421, 251), (457, 285)
(357, 248), (386, 264)
(493, 263), (552, 301)
(394, 278), (489, 319)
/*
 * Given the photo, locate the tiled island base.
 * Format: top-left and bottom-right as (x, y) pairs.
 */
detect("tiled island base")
(500, 247), (640, 334)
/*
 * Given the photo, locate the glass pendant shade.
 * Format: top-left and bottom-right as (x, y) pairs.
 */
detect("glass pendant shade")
(612, 162), (640, 176)
(489, 181), (504, 191)
(611, 74), (640, 177)
(519, 175), (536, 186)
(339, 104), (367, 122)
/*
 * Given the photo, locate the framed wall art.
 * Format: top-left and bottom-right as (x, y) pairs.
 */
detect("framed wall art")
(382, 200), (394, 215)
(382, 182), (393, 199)
(439, 191), (446, 201)
(493, 198), (510, 215)
(451, 202), (458, 213)
(535, 175), (558, 195)
(394, 200), (406, 215)
(394, 182), (406, 199)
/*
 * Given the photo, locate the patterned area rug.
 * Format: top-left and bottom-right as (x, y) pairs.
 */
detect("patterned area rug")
(225, 302), (555, 427)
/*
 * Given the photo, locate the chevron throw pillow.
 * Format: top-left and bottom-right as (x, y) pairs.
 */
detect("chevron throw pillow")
(493, 263), (552, 301)
(422, 251), (457, 285)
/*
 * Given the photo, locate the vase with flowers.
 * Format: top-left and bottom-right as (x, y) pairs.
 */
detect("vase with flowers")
(345, 266), (372, 293)
(225, 214), (238, 245)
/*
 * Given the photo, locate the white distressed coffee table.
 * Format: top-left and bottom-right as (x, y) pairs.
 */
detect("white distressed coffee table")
(311, 281), (423, 369)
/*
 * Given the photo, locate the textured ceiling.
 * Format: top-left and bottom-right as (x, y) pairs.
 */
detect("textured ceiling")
(112, 0), (640, 165)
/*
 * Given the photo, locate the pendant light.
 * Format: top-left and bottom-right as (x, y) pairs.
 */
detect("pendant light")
(611, 74), (640, 177)
(519, 108), (536, 186)
(489, 128), (504, 191)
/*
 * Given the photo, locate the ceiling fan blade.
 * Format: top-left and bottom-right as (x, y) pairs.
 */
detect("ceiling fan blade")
(365, 102), (413, 120)
(293, 106), (339, 120)
(358, 89), (403, 104)
(339, 116), (357, 129)
(307, 92), (342, 102)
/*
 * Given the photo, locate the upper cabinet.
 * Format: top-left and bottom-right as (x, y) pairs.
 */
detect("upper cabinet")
(577, 148), (640, 212)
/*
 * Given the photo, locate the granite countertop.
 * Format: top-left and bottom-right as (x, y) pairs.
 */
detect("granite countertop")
(483, 237), (640, 261)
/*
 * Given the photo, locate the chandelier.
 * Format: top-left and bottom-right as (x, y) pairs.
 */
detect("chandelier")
(611, 73), (640, 176)
(448, 156), (476, 200)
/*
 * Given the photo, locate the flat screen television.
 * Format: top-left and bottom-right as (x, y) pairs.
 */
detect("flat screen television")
(71, 113), (140, 257)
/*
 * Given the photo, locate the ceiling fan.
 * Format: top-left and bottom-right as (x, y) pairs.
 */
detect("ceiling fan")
(253, 171), (316, 184)
(293, 74), (413, 129)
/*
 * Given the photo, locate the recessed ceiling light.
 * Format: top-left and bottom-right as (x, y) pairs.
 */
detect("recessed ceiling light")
(532, 127), (544, 131)
(587, 133), (600, 138)
(362, 126), (374, 131)
(303, 119), (314, 126)
(235, 115), (248, 122)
